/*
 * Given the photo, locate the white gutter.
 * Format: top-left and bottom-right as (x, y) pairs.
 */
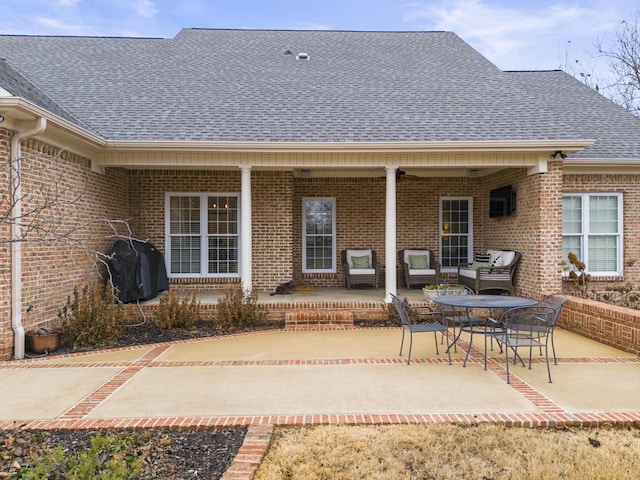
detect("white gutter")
(11, 116), (47, 359)
(102, 139), (596, 154)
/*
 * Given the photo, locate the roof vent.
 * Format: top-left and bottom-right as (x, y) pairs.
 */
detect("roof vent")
(296, 52), (310, 60)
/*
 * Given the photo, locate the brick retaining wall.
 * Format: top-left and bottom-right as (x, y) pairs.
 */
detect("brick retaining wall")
(560, 295), (640, 356)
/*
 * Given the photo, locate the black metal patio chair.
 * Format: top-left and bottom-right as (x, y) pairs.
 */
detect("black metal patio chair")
(487, 305), (556, 383)
(390, 294), (451, 365)
(536, 293), (567, 365)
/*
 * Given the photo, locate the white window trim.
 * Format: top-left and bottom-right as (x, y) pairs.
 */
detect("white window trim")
(562, 193), (623, 277)
(439, 196), (473, 273)
(302, 197), (337, 273)
(165, 192), (241, 278)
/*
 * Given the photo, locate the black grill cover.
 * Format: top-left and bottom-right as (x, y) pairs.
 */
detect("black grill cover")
(108, 240), (169, 303)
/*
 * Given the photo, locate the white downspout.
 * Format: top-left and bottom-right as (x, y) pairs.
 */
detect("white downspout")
(11, 116), (47, 359)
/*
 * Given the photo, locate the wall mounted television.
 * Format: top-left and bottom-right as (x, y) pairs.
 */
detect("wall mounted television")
(489, 185), (516, 218)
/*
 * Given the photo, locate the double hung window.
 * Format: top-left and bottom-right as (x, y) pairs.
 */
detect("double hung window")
(562, 194), (622, 275)
(166, 193), (239, 277)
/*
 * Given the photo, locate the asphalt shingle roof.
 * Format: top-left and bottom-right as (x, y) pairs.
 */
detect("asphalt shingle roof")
(0, 29), (639, 158)
(0, 57), (84, 126)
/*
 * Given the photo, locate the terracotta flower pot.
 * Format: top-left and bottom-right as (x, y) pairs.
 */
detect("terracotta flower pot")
(26, 327), (62, 354)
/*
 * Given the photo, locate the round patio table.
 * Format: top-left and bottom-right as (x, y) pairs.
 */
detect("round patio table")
(432, 294), (538, 368)
(431, 294), (536, 310)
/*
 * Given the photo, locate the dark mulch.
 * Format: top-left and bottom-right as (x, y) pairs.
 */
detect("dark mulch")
(0, 425), (247, 479)
(42, 319), (284, 358)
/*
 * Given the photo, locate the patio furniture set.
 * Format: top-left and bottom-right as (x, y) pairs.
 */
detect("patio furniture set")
(343, 247), (562, 382)
(391, 288), (567, 384)
(342, 248), (521, 293)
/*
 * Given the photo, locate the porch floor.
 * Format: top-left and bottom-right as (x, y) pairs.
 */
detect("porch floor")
(158, 285), (426, 305)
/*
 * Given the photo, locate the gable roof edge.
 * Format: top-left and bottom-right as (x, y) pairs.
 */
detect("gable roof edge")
(0, 96), (105, 149)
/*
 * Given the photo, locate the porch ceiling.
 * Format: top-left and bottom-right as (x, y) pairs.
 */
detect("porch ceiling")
(93, 139), (594, 177)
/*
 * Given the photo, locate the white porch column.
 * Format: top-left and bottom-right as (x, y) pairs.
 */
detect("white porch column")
(240, 165), (252, 294)
(385, 166), (397, 302)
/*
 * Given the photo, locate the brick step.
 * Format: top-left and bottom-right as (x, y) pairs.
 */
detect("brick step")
(284, 311), (355, 329)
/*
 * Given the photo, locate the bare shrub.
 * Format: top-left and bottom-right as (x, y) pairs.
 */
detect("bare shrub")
(155, 291), (200, 330)
(58, 283), (125, 350)
(215, 286), (265, 331)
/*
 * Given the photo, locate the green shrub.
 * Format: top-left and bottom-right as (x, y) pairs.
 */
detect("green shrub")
(155, 290), (200, 330)
(216, 286), (265, 331)
(58, 283), (125, 350)
(10, 431), (145, 479)
(65, 433), (144, 479)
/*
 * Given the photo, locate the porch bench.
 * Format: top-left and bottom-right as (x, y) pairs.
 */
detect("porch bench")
(457, 249), (521, 294)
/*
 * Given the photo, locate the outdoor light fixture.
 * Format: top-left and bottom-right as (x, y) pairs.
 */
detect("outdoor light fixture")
(0, 115), (4, 123)
(550, 150), (567, 159)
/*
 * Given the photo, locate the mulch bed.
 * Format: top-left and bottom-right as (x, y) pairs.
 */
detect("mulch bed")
(0, 426), (247, 479)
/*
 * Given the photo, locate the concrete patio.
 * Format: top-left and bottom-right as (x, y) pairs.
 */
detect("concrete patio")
(1, 325), (639, 427)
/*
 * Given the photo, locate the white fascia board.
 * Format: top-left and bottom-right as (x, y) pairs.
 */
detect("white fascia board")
(563, 157), (640, 174)
(103, 139), (595, 154)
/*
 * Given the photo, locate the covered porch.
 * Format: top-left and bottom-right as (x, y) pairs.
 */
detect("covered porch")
(108, 140), (592, 302)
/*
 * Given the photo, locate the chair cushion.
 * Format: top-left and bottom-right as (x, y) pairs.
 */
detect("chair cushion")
(501, 250), (516, 266)
(409, 269), (436, 275)
(408, 254), (428, 269)
(487, 250), (516, 267)
(487, 249), (502, 266)
(403, 249), (431, 268)
(475, 253), (491, 263)
(459, 268), (476, 279)
(351, 255), (371, 269)
(349, 268), (376, 275)
(346, 249), (372, 268)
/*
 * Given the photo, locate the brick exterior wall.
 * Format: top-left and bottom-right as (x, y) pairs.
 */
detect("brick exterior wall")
(4, 128), (640, 360)
(0, 130), (130, 360)
(128, 169), (294, 291)
(481, 162), (565, 298)
(563, 173), (640, 287)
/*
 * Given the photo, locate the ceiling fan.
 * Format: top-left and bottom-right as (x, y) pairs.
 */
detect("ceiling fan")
(389, 168), (422, 181)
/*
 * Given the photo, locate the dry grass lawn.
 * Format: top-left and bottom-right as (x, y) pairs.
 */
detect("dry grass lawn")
(254, 424), (640, 480)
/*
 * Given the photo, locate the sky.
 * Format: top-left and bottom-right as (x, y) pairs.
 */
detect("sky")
(0, 0), (637, 77)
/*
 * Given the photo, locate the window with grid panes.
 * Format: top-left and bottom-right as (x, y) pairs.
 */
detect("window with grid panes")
(440, 198), (473, 271)
(166, 194), (239, 277)
(302, 198), (336, 272)
(562, 194), (622, 275)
